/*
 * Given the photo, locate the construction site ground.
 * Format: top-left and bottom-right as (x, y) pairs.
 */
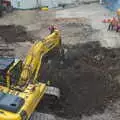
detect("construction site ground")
(1, 2), (120, 120)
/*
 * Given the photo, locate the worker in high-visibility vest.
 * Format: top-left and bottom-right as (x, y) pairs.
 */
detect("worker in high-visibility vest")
(108, 17), (118, 31)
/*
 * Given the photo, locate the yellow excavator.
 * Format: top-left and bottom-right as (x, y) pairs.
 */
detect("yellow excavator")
(0, 28), (62, 120)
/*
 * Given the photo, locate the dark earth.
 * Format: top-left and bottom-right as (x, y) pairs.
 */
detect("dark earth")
(37, 42), (120, 119)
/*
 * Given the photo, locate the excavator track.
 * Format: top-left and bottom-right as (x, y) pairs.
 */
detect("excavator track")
(30, 112), (56, 120)
(29, 87), (60, 120)
(30, 86), (60, 120)
(30, 112), (69, 120)
(45, 86), (60, 99)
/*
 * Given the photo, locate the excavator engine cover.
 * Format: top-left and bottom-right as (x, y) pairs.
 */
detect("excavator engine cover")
(0, 92), (24, 113)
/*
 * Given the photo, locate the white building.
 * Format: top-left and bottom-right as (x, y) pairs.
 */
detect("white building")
(11, 0), (98, 9)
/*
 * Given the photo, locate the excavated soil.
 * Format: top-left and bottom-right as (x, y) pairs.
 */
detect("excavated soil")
(38, 42), (120, 119)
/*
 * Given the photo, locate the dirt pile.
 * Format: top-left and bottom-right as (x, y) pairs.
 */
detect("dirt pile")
(38, 42), (120, 119)
(0, 25), (32, 43)
(0, 25), (33, 57)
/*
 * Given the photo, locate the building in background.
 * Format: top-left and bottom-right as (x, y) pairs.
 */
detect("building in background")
(10, 0), (75, 9)
(10, 0), (99, 10)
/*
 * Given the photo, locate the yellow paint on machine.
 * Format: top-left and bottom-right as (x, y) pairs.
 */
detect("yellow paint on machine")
(0, 83), (46, 120)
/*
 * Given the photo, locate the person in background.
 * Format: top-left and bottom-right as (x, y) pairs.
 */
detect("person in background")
(108, 17), (118, 31)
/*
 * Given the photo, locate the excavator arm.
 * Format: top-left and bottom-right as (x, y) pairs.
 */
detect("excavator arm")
(17, 30), (61, 88)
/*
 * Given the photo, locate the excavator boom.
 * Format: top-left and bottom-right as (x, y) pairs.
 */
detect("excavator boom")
(18, 30), (61, 87)
(0, 28), (61, 120)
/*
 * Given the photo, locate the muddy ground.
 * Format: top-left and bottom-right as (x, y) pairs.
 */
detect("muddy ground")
(0, 9), (120, 120)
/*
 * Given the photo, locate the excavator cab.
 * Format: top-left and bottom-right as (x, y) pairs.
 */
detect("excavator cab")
(7, 59), (22, 87)
(0, 57), (22, 88)
(0, 57), (14, 86)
